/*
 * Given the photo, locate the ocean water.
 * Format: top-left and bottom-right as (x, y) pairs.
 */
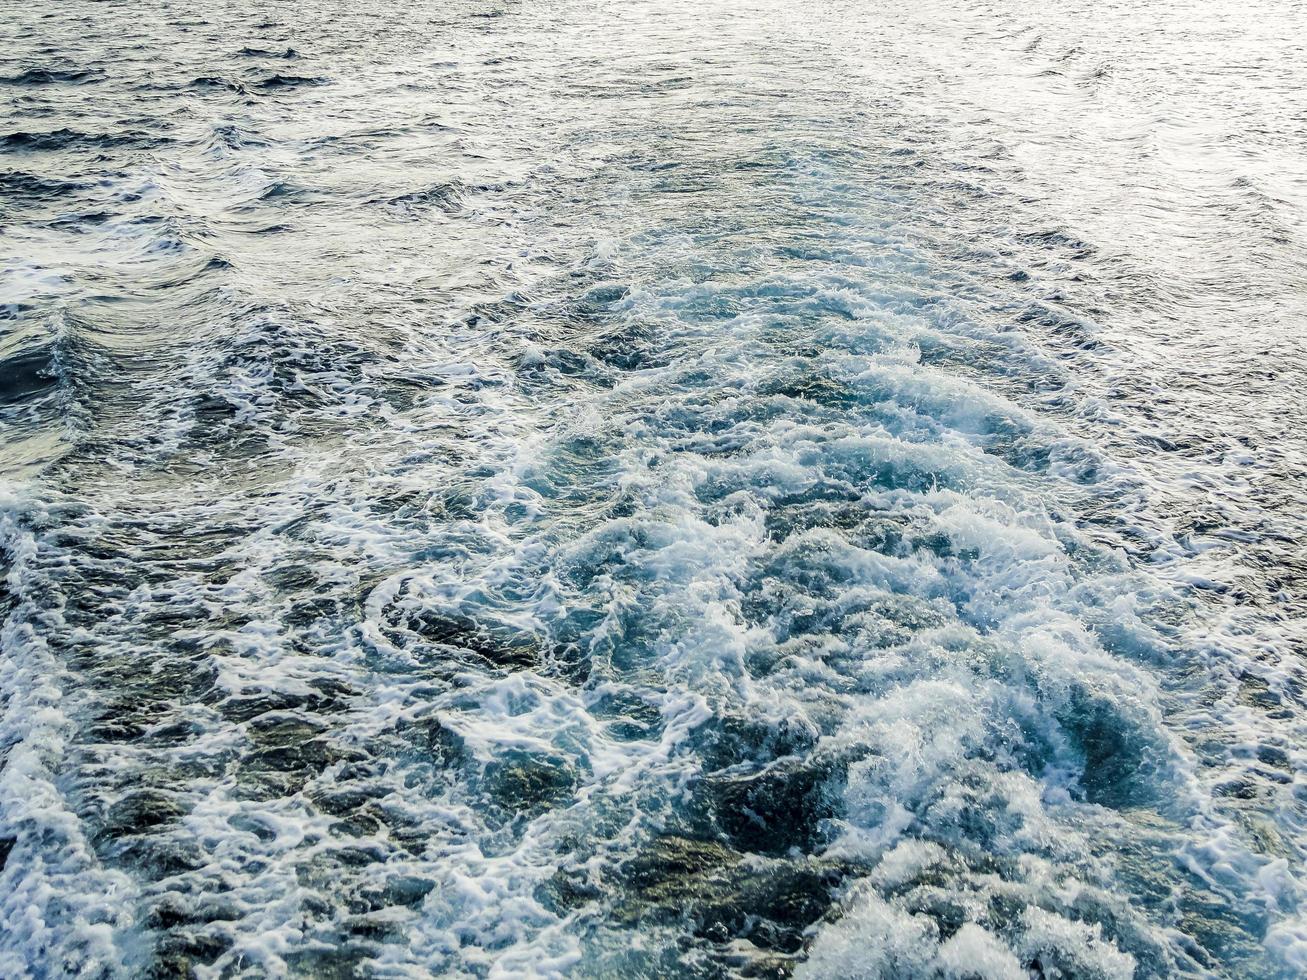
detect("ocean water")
(2, 0), (1305, 976)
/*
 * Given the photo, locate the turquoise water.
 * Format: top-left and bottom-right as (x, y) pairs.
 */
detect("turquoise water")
(2, 1), (1305, 976)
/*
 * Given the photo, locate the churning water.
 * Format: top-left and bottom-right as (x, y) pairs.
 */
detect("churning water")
(2, 0), (1306, 976)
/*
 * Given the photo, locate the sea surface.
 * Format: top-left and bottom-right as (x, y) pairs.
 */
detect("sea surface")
(2, 1), (1306, 977)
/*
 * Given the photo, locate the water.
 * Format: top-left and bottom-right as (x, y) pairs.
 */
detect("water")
(2, 0), (1305, 976)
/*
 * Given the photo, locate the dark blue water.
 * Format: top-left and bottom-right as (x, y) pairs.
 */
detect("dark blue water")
(2, 1), (1306, 976)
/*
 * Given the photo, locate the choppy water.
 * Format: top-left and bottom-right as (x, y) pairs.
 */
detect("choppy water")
(2, 0), (1306, 976)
